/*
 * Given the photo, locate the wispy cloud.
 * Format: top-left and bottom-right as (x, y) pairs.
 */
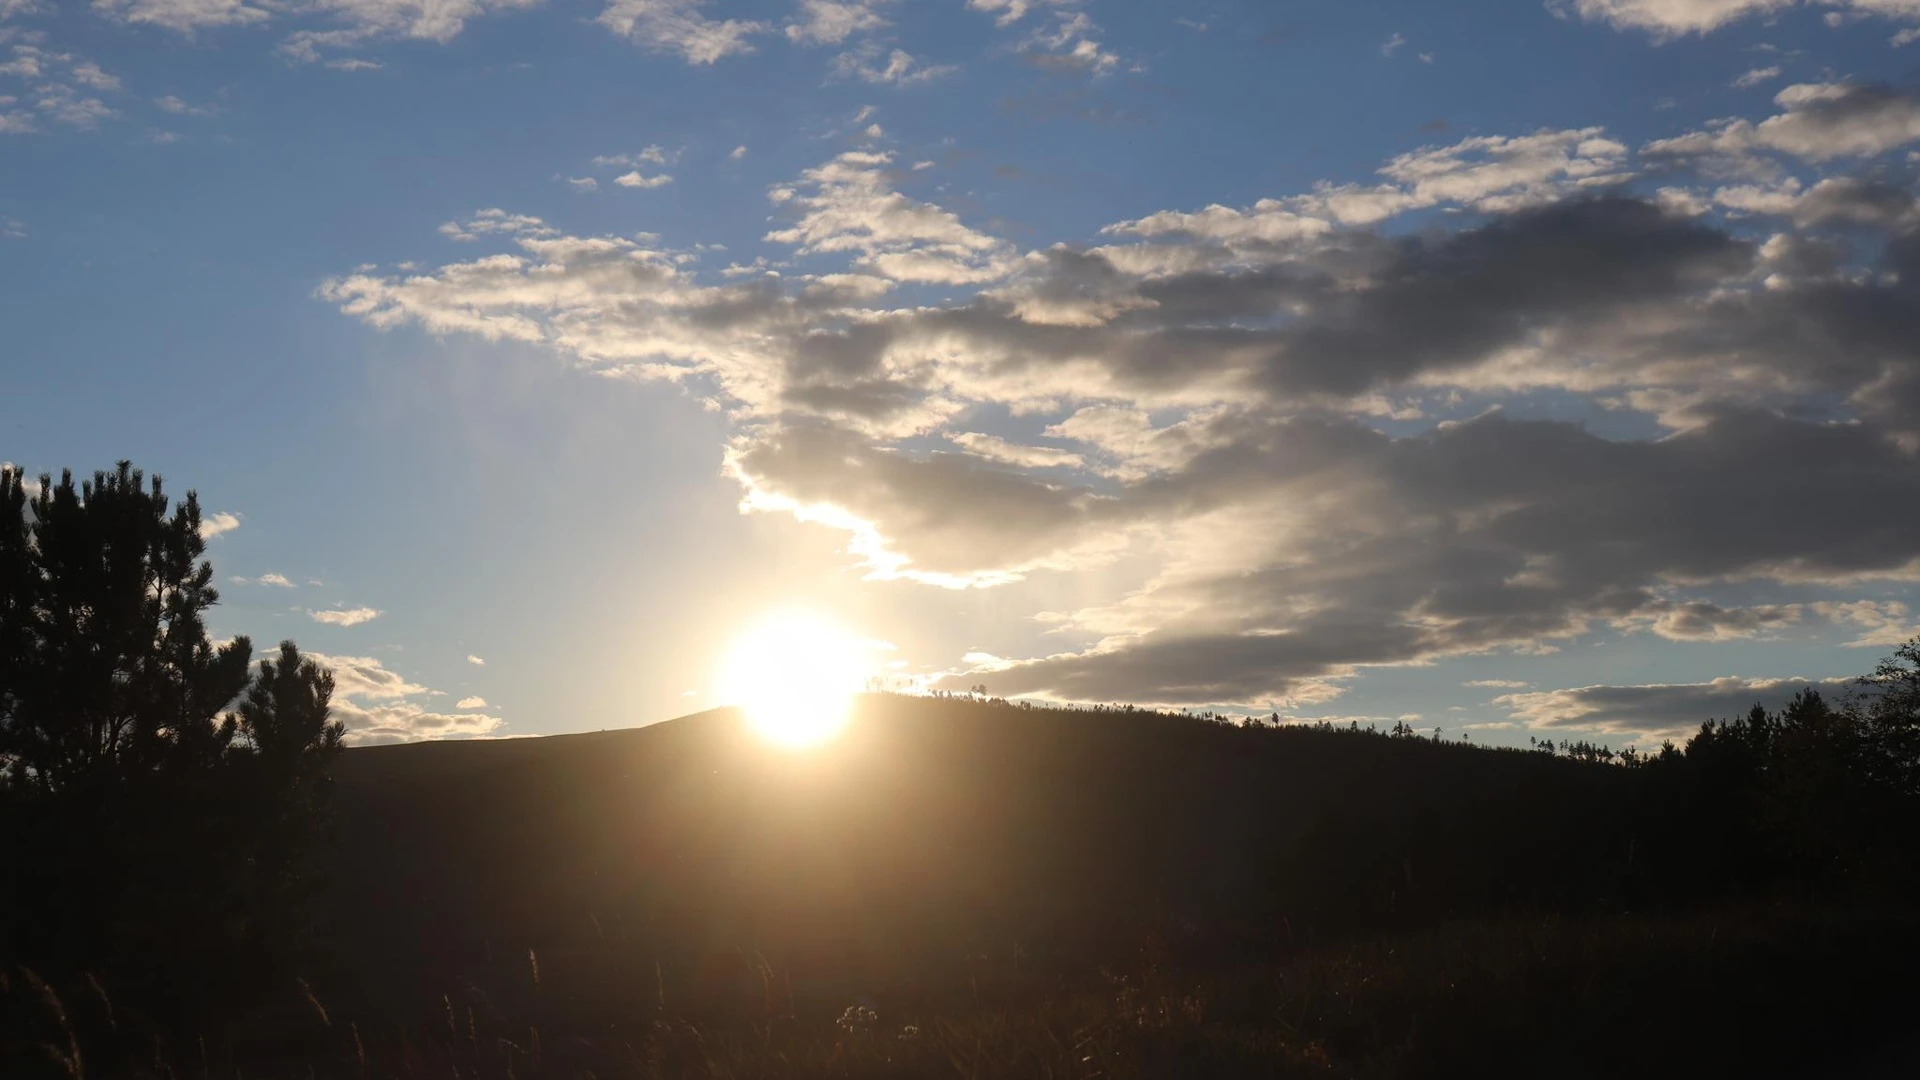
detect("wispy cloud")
(310, 606), (381, 627)
(597, 0), (766, 64)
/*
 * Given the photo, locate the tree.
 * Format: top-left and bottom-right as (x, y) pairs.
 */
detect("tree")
(0, 463), (345, 1024)
(0, 463), (252, 792)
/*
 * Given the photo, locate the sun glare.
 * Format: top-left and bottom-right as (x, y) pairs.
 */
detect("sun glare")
(719, 610), (871, 748)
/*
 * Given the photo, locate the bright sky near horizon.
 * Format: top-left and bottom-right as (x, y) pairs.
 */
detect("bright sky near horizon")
(8, 0), (1920, 747)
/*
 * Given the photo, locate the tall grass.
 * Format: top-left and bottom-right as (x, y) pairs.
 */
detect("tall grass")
(9, 899), (1915, 1079)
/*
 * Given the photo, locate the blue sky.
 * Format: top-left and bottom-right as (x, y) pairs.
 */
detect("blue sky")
(8, 0), (1920, 745)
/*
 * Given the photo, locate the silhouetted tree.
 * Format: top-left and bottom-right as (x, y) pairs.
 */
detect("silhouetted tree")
(0, 463), (345, 1030)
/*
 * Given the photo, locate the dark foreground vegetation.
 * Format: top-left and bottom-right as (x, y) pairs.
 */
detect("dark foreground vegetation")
(5, 463), (1920, 1078)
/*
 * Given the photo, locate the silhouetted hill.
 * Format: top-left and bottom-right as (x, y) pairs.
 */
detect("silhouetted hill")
(324, 695), (1664, 1021)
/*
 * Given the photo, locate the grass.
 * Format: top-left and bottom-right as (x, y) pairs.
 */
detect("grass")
(12, 899), (1915, 1079)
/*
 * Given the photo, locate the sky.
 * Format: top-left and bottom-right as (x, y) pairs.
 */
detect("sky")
(7, 0), (1920, 748)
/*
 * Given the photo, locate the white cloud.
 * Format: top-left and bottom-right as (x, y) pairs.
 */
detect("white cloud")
(594, 145), (674, 167)
(455, 695), (488, 708)
(565, 175), (599, 191)
(597, 0), (766, 63)
(1554, 0), (1920, 40)
(100, 0), (540, 61)
(1381, 31), (1407, 56)
(32, 84), (115, 129)
(832, 46), (957, 85)
(1731, 64), (1782, 89)
(467, 654), (486, 665)
(1810, 599), (1920, 647)
(766, 150), (1016, 283)
(1108, 127), (1631, 245)
(1547, 0), (1795, 38)
(154, 94), (214, 115)
(966, 0), (1063, 26)
(335, 700), (504, 744)
(93, 0), (272, 32)
(231, 572), (296, 587)
(786, 0), (891, 44)
(950, 432), (1086, 469)
(310, 606), (382, 626)
(730, 144), (747, 159)
(68, 60), (120, 91)
(310, 653), (429, 700)
(614, 170), (673, 188)
(313, 652), (504, 745)
(199, 511), (241, 539)
(437, 207), (555, 242)
(1017, 10), (1121, 76)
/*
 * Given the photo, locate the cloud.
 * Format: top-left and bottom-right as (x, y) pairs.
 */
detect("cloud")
(614, 170), (673, 188)
(154, 94), (214, 115)
(766, 150), (1016, 283)
(1466, 679), (1531, 688)
(597, 0), (766, 63)
(1547, 0), (1793, 38)
(324, 97), (1920, 708)
(565, 176), (599, 192)
(1381, 32), (1407, 56)
(68, 60), (120, 91)
(334, 700), (504, 744)
(301, 653), (501, 745)
(594, 145), (674, 167)
(310, 606), (382, 626)
(100, 0), (540, 63)
(1016, 10), (1122, 76)
(950, 432), (1085, 469)
(310, 653), (429, 700)
(967, 0), (1055, 26)
(199, 511), (241, 539)
(30, 83), (115, 129)
(1640, 600), (1802, 640)
(1552, 0), (1920, 40)
(455, 695), (488, 708)
(1496, 675), (1857, 740)
(1646, 82), (1920, 163)
(436, 207), (555, 242)
(231, 572), (296, 587)
(467, 654), (486, 665)
(786, 0), (891, 44)
(730, 144), (747, 159)
(831, 45), (957, 85)
(1731, 64), (1782, 89)
(1810, 599), (1920, 647)
(93, 0), (271, 32)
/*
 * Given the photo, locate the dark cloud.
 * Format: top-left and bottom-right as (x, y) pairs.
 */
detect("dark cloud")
(938, 408), (1920, 703)
(1496, 676), (1860, 740)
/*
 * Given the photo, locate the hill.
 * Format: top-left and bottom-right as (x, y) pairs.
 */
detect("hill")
(325, 696), (1682, 1019)
(296, 695), (1920, 1078)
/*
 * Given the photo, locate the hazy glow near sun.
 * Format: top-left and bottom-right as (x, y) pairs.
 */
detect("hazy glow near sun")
(719, 610), (871, 748)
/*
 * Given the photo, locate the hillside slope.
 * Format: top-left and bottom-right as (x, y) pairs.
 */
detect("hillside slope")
(325, 695), (1648, 1017)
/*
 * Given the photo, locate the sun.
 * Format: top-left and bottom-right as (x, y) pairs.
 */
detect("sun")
(718, 609), (872, 748)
